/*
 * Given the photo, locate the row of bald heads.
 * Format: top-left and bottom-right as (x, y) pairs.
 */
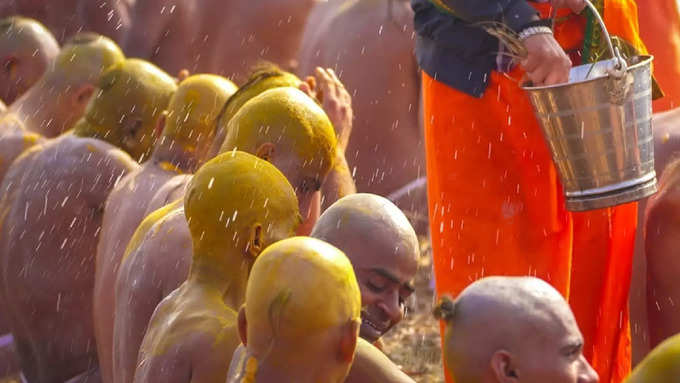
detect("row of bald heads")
(2, 14), (676, 383)
(0, 14), (378, 382)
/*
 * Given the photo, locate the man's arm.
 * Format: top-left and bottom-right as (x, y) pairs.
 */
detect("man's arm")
(428, 0), (538, 32)
(345, 339), (415, 383)
(300, 67), (357, 209)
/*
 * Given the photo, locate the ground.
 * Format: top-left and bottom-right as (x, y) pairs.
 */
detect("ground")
(381, 238), (445, 383)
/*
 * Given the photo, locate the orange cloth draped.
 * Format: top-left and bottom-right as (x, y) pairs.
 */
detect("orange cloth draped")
(424, 2), (642, 382)
(636, 0), (680, 111)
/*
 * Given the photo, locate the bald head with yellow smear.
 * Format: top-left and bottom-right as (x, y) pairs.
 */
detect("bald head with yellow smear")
(240, 236), (361, 382)
(219, 64), (302, 127)
(220, 87), (336, 222)
(157, 74), (237, 166)
(626, 334), (680, 383)
(0, 16), (59, 104)
(184, 151), (301, 269)
(74, 58), (177, 161)
(7, 32), (125, 137)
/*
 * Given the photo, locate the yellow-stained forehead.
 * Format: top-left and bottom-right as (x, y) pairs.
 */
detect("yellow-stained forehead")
(218, 71), (302, 128)
(246, 237), (361, 336)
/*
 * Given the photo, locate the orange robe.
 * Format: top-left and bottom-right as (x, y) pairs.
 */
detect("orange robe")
(424, 2), (644, 382)
(636, 0), (680, 112)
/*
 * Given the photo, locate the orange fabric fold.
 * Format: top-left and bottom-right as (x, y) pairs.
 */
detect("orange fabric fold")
(636, 0), (680, 111)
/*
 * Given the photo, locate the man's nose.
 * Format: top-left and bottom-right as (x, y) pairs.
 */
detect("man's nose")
(578, 356), (599, 383)
(378, 290), (404, 325)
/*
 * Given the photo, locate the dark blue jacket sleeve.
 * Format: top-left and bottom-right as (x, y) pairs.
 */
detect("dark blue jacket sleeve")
(429, 0), (539, 31)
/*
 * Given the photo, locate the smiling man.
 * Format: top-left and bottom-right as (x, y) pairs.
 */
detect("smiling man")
(311, 193), (419, 344)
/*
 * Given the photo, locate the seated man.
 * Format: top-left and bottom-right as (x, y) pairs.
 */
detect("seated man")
(93, 74), (236, 383)
(311, 193), (419, 382)
(433, 276), (599, 383)
(0, 58), (175, 383)
(0, 0), (132, 45)
(0, 16), (59, 104)
(311, 193), (419, 344)
(133, 151), (302, 382)
(227, 236), (361, 383)
(113, 81), (341, 382)
(0, 32), (124, 183)
(626, 333), (680, 382)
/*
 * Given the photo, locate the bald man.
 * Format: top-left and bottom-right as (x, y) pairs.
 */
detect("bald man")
(113, 80), (340, 383)
(311, 193), (418, 344)
(0, 33), (124, 183)
(433, 277), (599, 383)
(297, 0), (425, 227)
(0, 0), (132, 44)
(0, 58), (175, 383)
(626, 333), (680, 382)
(94, 74), (235, 383)
(0, 16), (59, 105)
(133, 151), (302, 383)
(227, 236), (361, 383)
(123, 0), (315, 79)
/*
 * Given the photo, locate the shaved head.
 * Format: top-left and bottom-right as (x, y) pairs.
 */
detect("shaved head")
(435, 277), (598, 383)
(311, 193), (419, 342)
(0, 16), (59, 103)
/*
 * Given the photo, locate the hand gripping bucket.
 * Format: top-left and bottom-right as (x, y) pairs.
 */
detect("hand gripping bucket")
(522, 0), (656, 212)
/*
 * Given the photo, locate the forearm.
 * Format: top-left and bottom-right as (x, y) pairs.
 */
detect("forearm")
(344, 339), (415, 383)
(429, 0), (539, 31)
(322, 150), (356, 209)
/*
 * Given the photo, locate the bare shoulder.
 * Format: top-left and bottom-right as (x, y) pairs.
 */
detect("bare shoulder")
(345, 339), (415, 383)
(145, 175), (191, 215)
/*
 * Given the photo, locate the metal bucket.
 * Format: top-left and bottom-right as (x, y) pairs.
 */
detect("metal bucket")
(522, 0), (656, 212)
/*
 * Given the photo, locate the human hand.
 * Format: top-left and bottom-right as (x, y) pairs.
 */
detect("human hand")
(551, 0), (586, 14)
(521, 33), (572, 86)
(299, 67), (353, 152)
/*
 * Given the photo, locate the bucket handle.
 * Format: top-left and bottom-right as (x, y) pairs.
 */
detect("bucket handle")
(582, 0), (628, 78)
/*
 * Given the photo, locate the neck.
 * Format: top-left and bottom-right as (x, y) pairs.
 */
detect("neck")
(151, 137), (203, 173)
(188, 254), (249, 310)
(250, 357), (322, 383)
(9, 79), (70, 137)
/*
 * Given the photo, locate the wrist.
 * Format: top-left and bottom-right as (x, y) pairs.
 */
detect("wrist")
(519, 26), (553, 41)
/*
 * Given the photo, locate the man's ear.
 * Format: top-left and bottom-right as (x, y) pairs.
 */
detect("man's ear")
(74, 84), (95, 108)
(3, 56), (17, 77)
(247, 223), (263, 259)
(338, 319), (359, 364)
(238, 305), (248, 346)
(255, 142), (275, 162)
(490, 350), (519, 382)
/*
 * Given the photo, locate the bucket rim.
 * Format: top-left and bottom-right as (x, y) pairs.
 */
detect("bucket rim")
(520, 55), (653, 91)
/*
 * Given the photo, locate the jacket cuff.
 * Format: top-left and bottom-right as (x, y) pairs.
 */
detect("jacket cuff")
(503, 0), (540, 32)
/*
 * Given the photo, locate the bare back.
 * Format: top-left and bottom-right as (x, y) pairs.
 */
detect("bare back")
(297, 0), (424, 219)
(0, 134), (136, 382)
(124, 0), (315, 80)
(133, 282), (240, 383)
(0, 115), (44, 187)
(94, 162), (183, 383)
(113, 210), (193, 383)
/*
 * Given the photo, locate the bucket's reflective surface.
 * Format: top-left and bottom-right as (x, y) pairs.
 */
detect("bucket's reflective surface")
(523, 55), (656, 211)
